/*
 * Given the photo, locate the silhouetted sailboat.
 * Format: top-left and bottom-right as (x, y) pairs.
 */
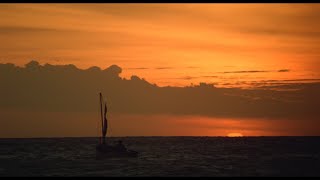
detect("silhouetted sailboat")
(99, 93), (108, 144)
(96, 93), (138, 158)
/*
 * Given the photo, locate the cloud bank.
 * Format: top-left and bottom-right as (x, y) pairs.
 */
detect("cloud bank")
(1, 61), (319, 121)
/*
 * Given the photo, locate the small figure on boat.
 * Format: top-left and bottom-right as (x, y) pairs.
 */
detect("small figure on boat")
(114, 140), (127, 152)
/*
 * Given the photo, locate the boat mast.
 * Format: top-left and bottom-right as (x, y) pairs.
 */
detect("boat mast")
(99, 93), (104, 144)
(102, 102), (107, 144)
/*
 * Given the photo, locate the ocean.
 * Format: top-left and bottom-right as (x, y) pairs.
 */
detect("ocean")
(0, 137), (320, 177)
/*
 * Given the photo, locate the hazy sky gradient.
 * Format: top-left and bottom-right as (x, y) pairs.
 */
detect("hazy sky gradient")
(1, 4), (320, 137)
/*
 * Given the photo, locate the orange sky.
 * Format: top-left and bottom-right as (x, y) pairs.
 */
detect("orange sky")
(1, 110), (319, 138)
(1, 4), (320, 137)
(1, 3), (320, 87)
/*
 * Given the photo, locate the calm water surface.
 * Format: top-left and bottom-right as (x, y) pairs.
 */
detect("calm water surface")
(0, 137), (320, 176)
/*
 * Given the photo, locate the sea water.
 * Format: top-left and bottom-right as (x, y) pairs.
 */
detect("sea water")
(0, 137), (320, 176)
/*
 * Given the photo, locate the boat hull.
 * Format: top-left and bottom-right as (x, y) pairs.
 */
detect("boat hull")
(96, 144), (139, 158)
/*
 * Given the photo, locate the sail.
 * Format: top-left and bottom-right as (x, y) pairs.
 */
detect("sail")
(102, 103), (108, 138)
(99, 92), (108, 144)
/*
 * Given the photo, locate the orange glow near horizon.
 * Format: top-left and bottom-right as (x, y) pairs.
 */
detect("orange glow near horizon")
(1, 110), (320, 138)
(227, 133), (244, 137)
(1, 4), (320, 137)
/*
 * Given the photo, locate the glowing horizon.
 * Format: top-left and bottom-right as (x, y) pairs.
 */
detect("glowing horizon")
(1, 4), (320, 137)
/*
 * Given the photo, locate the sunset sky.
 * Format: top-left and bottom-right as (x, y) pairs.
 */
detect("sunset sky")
(1, 4), (320, 137)
(1, 3), (320, 87)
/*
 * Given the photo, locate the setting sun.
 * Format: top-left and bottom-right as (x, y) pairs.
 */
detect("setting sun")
(227, 133), (244, 137)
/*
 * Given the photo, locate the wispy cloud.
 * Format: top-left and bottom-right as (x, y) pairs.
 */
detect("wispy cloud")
(186, 66), (199, 69)
(278, 69), (290, 72)
(221, 70), (270, 74)
(0, 26), (74, 34)
(282, 78), (320, 82)
(220, 69), (291, 74)
(202, 75), (219, 78)
(176, 76), (198, 80)
(126, 67), (149, 70)
(155, 67), (174, 70)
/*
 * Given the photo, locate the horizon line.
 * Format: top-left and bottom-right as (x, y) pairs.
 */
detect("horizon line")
(1, 135), (320, 139)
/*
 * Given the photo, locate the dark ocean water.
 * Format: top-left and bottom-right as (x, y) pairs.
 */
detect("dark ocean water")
(0, 137), (320, 176)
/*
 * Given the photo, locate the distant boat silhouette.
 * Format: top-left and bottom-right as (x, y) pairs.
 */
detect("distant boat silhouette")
(95, 93), (138, 158)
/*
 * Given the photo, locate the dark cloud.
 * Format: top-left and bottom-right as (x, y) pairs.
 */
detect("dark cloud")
(1, 61), (320, 122)
(278, 69), (290, 72)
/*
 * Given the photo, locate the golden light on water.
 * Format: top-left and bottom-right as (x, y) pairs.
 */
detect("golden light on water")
(227, 133), (244, 137)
